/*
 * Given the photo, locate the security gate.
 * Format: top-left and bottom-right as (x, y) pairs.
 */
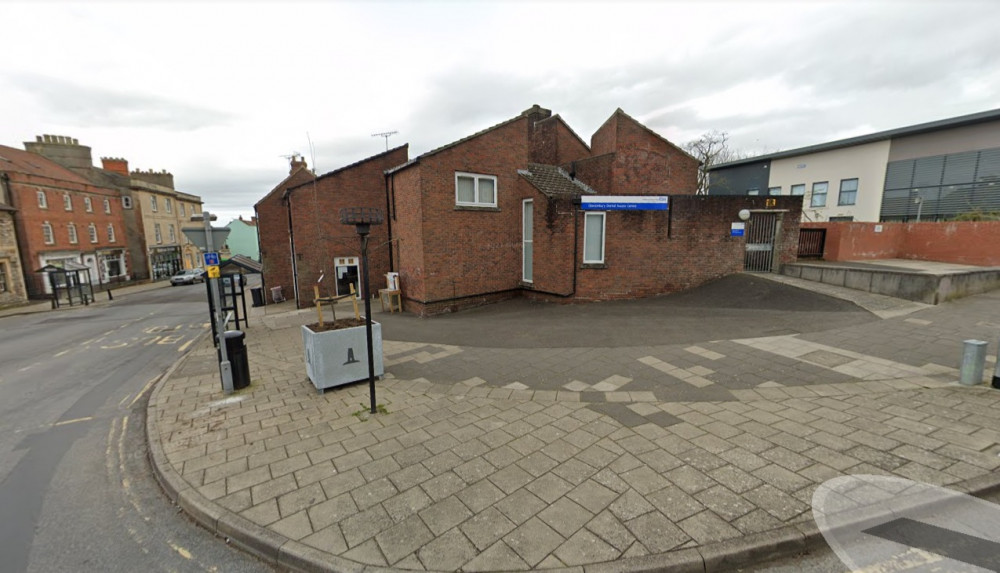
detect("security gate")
(744, 212), (779, 272)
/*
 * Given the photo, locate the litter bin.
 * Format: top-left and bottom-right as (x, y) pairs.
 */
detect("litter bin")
(221, 330), (250, 390)
(250, 286), (264, 307)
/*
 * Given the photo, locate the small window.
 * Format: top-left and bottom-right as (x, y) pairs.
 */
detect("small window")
(154, 223), (162, 244)
(88, 223), (98, 243)
(810, 182), (829, 207)
(179, 203), (186, 217)
(838, 178), (858, 206)
(84, 197), (93, 212)
(42, 222), (54, 244)
(103, 198), (111, 214)
(455, 172), (497, 207)
(68, 223), (78, 244)
(151, 196), (158, 212)
(63, 193), (73, 211)
(165, 198), (173, 214)
(768, 187), (781, 196)
(37, 191), (48, 209)
(107, 224), (116, 243)
(583, 212), (605, 264)
(122, 196), (133, 209)
(791, 184), (805, 196)
(169, 224), (176, 243)
(747, 188), (760, 196)
(0, 261), (7, 293)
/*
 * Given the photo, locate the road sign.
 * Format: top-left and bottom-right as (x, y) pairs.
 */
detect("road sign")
(204, 252), (220, 266)
(207, 265), (220, 279)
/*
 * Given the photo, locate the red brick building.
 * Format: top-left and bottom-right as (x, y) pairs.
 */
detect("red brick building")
(257, 105), (801, 315)
(255, 156), (315, 303)
(0, 144), (131, 297)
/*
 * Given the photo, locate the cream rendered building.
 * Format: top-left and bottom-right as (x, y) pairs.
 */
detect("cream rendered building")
(129, 170), (204, 280)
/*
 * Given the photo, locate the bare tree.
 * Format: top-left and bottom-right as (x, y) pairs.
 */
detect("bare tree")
(682, 130), (749, 195)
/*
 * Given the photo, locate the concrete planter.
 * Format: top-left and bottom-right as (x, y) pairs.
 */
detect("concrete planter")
(301, 322), (383, 391)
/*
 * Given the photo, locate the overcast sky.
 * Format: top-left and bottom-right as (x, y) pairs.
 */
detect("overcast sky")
(5, 1), (999, 224)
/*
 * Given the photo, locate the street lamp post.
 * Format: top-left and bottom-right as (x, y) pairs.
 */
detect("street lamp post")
(340, 207), (384, 414)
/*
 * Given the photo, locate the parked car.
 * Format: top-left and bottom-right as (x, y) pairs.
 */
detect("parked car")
(169, 268), (206, 286)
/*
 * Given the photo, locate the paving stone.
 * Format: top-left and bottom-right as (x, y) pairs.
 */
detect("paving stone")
(301, 525), (348, 554)
(277, 482), (325, 517)
(626, 510), (690, 553)
(609, 489), (656, 521)
(462, 540), (530, 572)
(457, 479), (507, 513)
(483, 444), (522, 468)
(342, 537), (387, 566)
(375, 513), (434, 565)
(752, 464), (812, 492)
(526, 472), (573, 504)
(351, 477), (398, 511)
(271, 509), (313, 540)
(647, 486), (706, 522)
(308, 492), (358, 530)
(694, 485), (756, 521)
(418, 495), (473, 535)
(454, 457), (498, 483)
(743, 484), (809, 521)
(665, 465), (714, 494)
(488, 464), (534, 494)
(503, 517), (566, 567)
(585, 509), (636, 552)
(421, 471), (467, 502)
(554, 528), (621, 566)
(241, 498), (280, 526)
(461, 507), (518, 550)
(384, 486), (433, 523)
(422, 450), (464, 475)
(417, 527), (478, 571)
(494, 488), (547, 525)
(319, 468), (365, 499)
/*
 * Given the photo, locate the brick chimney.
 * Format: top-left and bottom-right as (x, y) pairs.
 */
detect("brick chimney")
(101, 157), (129, 176)
(289, 154), (307, 174)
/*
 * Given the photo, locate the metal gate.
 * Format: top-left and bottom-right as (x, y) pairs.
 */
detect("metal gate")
(744, 212), (778, 272)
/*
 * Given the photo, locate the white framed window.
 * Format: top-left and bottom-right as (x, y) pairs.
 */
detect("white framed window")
(104, 198), (111, 214)
(88, 223), (98, 243)
(68, 223), (78, 244)
(84, 197), (93, 212)
(63, 193), (72, 211)
(0, 261), (7, 293)
(37, 191), (48, 209)
(768, 187), (781, 196)
(107, 224), (116, 243)
(154, 223), (162, 244)
(165, 198), (173, 214)
(791, 184), (805, 196)
(122, 196), (133, 209)
(747, 188), (760, 196)
(583, 212), (606, 264)
(455, 172), (497, 207)
(169, 224), (176, 243)
(151, 196), (158, 212)
(810, 182), (828, 207)
(179, 203), (186, 217)
(838, 178), (858, 206)
(42, 222), (54, 244)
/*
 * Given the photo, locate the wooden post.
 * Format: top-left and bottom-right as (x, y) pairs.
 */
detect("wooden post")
(349, 283), (360, 320)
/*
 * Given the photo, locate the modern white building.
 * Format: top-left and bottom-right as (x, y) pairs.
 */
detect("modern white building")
(708, 108), (1000, 222)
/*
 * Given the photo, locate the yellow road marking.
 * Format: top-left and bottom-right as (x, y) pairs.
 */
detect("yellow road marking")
(169, 543), (193, 560)
(129, 377), (158, 408)
(158, 334), (183, 345)
(54, 349), (70, 357)
(54, 416), (93, 427)
(144, 336), (161, 346)
(178, 339), (195, 353)
(100, 342), (129, 349)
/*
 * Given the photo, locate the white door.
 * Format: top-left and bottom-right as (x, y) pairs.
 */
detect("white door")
(522, 199), (533, 282)
(334, 257), (360, 297)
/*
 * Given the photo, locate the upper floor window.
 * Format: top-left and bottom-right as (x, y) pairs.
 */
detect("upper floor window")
(165, 198), (173, 214)
(107, 224), (116, 243)
(0, 261), (7, 293)
(104, 198), (111, 214)
(791, 184), (805, 196)
(84, 197), (93, 212)
(154, 223), (162, 244)
(88, 223), (98, 243)
(42, 222), (54, 244)
(746, 188), (759, 196)
(169, 224), (176, 243)
(63, 193), (73, 211)
(768, 187), (781, 196)
(455, 172), (497, 208)
(37, 191), (48, 209)
(151, 196), (158, 212)
(583, 212), (606, 264)
(810, 182), (829, 207)
(122, 196), (133, 209)
(179, 203), (186, 217)
(838, 178), (858, 206)
(68, 223), (78, 244)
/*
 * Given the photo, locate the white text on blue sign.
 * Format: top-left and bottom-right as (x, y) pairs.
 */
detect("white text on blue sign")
(581, 196), (669, 211)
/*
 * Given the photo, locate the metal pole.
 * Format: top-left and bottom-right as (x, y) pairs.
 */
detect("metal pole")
(361, 233), (376, 414)
(992, 336), (1000, 389)
(204, 211), (233, 394)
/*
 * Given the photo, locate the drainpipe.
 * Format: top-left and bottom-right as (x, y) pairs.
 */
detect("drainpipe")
(384, 173), (394, 271)
(286, 194), (300, 306)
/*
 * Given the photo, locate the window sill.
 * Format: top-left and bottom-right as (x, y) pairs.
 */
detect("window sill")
(580, 263), (607, 270)
(454, 205), (500, 212)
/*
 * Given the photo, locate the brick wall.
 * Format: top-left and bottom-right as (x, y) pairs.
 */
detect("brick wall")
(285, 147), (408, 308)
(530, 115), (591, 166)
(256, 167), (315, 301)
(804, 221), (1000, 266)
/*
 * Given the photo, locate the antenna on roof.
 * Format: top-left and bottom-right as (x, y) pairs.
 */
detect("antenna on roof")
(371, 131), (398, 151)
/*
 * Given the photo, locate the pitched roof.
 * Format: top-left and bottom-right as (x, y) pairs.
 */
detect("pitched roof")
(518, 163), (597, 198)
(711, 106), (1000, 170)
(386, 105), (551, 175)
(0, 145), (95, 185)
(221, 254), (262, 273)
(285, 144), (409, 197)
(254, 162), (316, 208)
(602, 108), (700, 164)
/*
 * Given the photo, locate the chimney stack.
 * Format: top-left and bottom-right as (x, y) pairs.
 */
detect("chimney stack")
(289, 154), (307, 174)
(101, 157), (129, 176)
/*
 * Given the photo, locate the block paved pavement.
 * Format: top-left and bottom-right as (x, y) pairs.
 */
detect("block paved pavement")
(147, 275), (1000, 572)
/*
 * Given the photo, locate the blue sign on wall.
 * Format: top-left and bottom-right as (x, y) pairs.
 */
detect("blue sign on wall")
(204, 252), (220, 266)
(731, 222), (746, 237)
(581, 195), (668, 211)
